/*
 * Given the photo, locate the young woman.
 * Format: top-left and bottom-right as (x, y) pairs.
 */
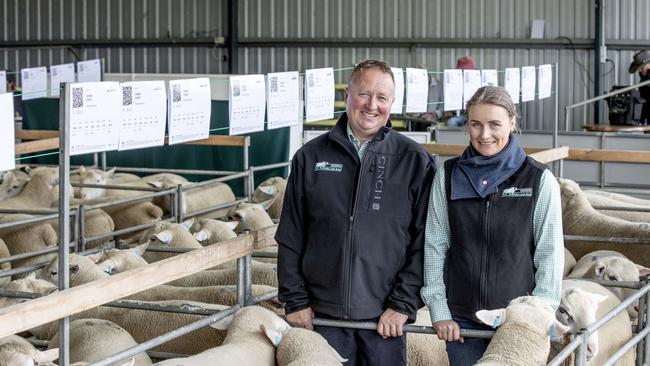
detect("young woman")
(421, 86), (564, 365)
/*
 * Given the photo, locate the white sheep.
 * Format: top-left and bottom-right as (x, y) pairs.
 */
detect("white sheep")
(49, 208), (115, 249)
(0, 239), (11, 286)
(0, 214), (58, 274)
(149, 179), (235, 220)
(266, 327), (346, 366)
(473, 296), (570, 366)
(228, 201), (275, 232)
(73, 166), (141, 200)
(408, 307), (449, 366)
(583, 190), (650, 223)
(568, 250), (649, 320)
(37, 253), (281, 311)
(28, 300), (231, 355)
(0, 166), (30, 200)
(252, 177), (286, 219)
(0, 168), (70, 209)
(156, 306), (289, 366)
(191, 218), (239, 245)
(564, 248), (577, 277)
(94, 243), (150, 274)
(166, 261), (278, 288)
(48, 318), (152, 366)
(553, 279), (634, 365)
(559, 178), (650, 267)
(0, 275), (57, 308)
(0, 335), (59, 366)
(141, 219), (203, 263)
(108, 202), (164, 242)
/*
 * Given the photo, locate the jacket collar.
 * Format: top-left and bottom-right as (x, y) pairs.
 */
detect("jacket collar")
(329, 113), (392, 158)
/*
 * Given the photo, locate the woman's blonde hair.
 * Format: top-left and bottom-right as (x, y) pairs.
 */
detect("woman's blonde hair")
(466, 86), (519, 124)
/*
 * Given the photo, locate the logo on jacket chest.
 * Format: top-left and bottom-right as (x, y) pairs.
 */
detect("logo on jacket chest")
(371, 155), (387, 210)
(501, 186), (533, 198)
(314, 161), (343, 172)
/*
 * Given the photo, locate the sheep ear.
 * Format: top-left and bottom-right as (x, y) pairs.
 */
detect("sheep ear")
(77, 166), (87, 174)
(20, 165), (32, 174)
(117, 357), (135, 366)
(106, 167), (117, 176)
(227, 221), (239, 230)
(148, 180), (163, 188)
(25, 272), (36, 280)
(86, 250), (105, 263)
(327, 344), (347, 362)
(637, 265), (650, 278)
(35, 348), (59, 363)
(69, 264), (81, 275)
(210, 314), (235, 330)
(193, 230), (210, 242)
(153, 230), (173, 244)
(476, 308), (507, 328)
(258, 198), (275, 211)
(181, 218), (194, 231)
(594, 262), (606, 279)
(258, 186), (276, 196)
(261, 324), (283, 346)
(551, 319), (571, 337)
(132, 243), (149, 256)
(587, 292), (609, 305)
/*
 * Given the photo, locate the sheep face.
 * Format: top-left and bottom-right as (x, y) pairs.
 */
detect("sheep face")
(229, 203), (274, 232)
(0, 339), (59, 366)
(558, 287), (608, 361)
(589, 256), (640, 319)
(192, 219), (239, 244)
(0, 277), (58, 308)
(94, 243), (149, 274)
(78, 168), (115, 200)
(477, 296), (569, 338)
(0, 170), (27, 200)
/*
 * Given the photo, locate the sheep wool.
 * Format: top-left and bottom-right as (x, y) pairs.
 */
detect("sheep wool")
(475, 321), (549, 366)
(275, 328), (344, 366)
(560, 179), (650, 266)
(584, 190), (650, 223)
(0, 239), (10, 286)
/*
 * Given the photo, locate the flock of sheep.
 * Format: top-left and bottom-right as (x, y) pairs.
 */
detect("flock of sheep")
(0, 164), (649, 366)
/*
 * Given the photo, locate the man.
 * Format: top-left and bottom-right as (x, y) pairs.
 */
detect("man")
(276, 59), (436, 365)
(629, 50), (650, 124)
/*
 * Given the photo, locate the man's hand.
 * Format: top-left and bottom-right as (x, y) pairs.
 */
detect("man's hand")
(377, 308), (408, 338)
(286, 307), (314, 330)
(433, 319), (464, 343)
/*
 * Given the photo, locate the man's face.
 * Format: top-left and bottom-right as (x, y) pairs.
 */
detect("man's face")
(640, 63), (650, 76)
(345, 68), (395, 140)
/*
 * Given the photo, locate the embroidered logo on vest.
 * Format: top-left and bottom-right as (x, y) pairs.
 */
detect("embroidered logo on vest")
(501, 186), (533, 198)
(314, 161), (343, 172)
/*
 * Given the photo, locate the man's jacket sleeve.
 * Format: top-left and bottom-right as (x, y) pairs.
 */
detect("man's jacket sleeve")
(275, 154), (311, 314)
(385, 153), (436, 322)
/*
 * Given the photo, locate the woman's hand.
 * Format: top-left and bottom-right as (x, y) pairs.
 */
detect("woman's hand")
(433, 319), (464, 343)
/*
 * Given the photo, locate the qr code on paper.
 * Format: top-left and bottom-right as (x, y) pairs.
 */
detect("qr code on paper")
(308, 74), (314, 88)
(72, 87), (83, 108)
(172, 84), (181, 102)
(122, 86), (133, 106)
(22, 71), (29, 80)
(78, 63), (84, 72)
(269, 76), (278, 93)
(51, 68), (58, 77)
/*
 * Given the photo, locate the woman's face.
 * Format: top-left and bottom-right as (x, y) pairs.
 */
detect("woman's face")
(468, 103), (516, 157)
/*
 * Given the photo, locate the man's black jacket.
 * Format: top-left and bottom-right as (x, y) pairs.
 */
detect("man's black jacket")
(275, 114), (436, 322)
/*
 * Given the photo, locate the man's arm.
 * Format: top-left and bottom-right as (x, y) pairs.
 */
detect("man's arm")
(384, 153), (436, 322)
(275, 154), (311, 315)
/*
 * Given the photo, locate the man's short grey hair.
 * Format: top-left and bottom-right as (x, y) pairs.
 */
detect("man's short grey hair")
(349, 59), (395, 86)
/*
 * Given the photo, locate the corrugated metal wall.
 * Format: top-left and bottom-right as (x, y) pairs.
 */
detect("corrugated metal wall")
(1, 0), (649, 131)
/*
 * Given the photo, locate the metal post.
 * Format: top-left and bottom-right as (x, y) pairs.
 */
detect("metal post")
(92, 153), (99, 168)
(599, 133), (606, 189)
(236, 232), (252, 306)
(247, 167), (255, 202)
(637, 276), (648, 365)
(243, 136), (250, 198)
(564, 107), (571, 132)
(72, 210), (79, 253)
(594, 0), (604, 124)
(176, 184), (185, 223)
(58, 83), (71, 366)
(227, 0), (239, 74)
(644, 276), (650, 365)
(101, 151), (107, 171)
(574, 330), (588, 366)
(169, 188), (177, 223)
(79, 205), (87, 252)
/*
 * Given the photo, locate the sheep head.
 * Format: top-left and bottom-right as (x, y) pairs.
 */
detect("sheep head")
(558, 285), (608, 361)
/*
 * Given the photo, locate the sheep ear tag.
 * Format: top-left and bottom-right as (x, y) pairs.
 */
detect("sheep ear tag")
(258, 186), (276, 196)
(193, 230), (209, 242)
(261, 324), (283, 346)
(476, 308), (506, 329)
